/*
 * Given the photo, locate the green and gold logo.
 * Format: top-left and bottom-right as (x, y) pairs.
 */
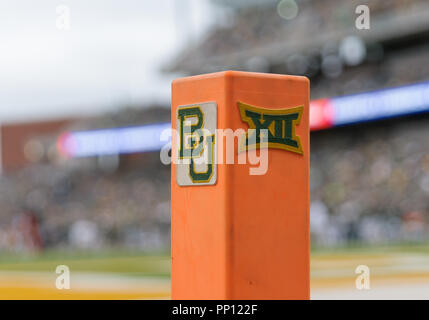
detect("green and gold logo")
(176, 102), (217, 186)
(238, 101), (304, 155)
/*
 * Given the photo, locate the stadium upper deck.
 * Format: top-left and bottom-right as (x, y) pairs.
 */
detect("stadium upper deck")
(168, 0), (429, 100)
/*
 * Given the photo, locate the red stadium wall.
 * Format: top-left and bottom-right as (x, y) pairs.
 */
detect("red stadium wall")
(1, 119), (74, 173)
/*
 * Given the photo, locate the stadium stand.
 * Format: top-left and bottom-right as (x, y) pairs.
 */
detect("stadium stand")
(0, 107), (171, 251)
(1, 0), (428, 252)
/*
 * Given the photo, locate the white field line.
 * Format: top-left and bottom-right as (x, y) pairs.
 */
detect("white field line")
(0, 271), (169, 293)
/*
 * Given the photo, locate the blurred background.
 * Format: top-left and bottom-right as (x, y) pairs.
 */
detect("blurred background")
(1, 0), (429, 299)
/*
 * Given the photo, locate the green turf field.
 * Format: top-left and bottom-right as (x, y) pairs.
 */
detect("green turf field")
(0, 249), (170, 277)
(2, 243), (429, 273)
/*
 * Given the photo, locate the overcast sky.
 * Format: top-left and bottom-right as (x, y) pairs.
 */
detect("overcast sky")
(0, 0), (220, 123)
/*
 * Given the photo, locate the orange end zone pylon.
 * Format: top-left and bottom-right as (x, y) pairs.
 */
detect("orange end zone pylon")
(171, 71), (310, 299)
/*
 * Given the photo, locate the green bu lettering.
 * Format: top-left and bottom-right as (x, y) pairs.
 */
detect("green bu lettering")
(176, 102), (217, 186)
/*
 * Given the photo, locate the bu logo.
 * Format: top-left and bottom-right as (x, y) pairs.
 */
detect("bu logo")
(238, 101), (304, 155)
(176, 102), (217, 186)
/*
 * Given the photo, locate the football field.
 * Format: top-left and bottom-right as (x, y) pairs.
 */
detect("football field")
(1, 245), (429, 299)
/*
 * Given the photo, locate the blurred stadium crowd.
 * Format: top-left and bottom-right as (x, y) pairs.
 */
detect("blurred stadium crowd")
(310, 117), (429, 246)
(1, 0), (429, 252)
(171, 0), (429, 98)
(0, 108), (171, 252)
